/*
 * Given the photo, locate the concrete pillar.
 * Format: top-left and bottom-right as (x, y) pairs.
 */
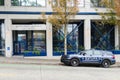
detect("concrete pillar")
(115, 25), (119, 50)
(84, 19), (91, 50)
(5, 18), (13, 57)
(46, 21), (53, 57)
(5, 0), (11, 7)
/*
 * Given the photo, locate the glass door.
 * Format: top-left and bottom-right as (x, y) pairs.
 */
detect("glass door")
(13, 31), (27, 55)
(18, 34), (26, 54)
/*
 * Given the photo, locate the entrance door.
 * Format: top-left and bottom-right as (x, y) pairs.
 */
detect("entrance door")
(13, 32), (27, 55)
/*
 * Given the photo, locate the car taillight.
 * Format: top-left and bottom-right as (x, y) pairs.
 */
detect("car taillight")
(112, 55), (115, 59)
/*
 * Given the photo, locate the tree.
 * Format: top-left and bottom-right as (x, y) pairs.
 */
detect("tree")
(100, 0), (120, 26)
(43, 0), (79, 55)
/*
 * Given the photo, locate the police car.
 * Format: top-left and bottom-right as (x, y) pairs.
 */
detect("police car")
(61, 49), (116, 68)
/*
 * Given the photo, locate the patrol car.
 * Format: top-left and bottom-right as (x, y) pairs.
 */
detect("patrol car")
(61, 49), (116, 68)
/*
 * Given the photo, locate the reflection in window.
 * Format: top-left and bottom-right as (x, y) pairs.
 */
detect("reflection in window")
(11, 0), (46, 7)
(91, 21), (115, 50)
(53, 21), (84, 54)
(52, 0), (84, 7)
(90, 0), (105, 7)
(84, 50), (93, 55)
(0, 0), (4, 5)
(33, 31), (46, 52)
(94, 51), (101, 55)
(0, 20), (5, 55)
(18, 34), (26, 42)
(78, 0), (84, 7)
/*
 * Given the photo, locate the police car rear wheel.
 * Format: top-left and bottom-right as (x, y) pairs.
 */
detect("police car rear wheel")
(70, 59), (79, 67)
(102, 60), (110, 68)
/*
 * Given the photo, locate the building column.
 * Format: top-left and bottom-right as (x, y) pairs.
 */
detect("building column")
(84, 19), (91, 50)
(5, 18), (13, 57)
(115, 25), (119, 50)
(5, 0), (11, 8)
(46, 21), (53, 57)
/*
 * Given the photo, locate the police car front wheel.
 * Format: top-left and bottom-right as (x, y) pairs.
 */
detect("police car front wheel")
(70, 58), (79, 67)
(102, 60), (110, 68)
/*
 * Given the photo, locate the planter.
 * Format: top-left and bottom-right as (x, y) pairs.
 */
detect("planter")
(24, 51), (46, 57)
(53, 51), (76, 56)
(67, 51), (76, 55)
(53, 51), (64, 56)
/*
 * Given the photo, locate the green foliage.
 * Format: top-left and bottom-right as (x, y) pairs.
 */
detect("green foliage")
(79, 45), (84, 51)
(24, 48), (40, 55)
(11, 0), (20, 6)
(100, 0), (120, 26)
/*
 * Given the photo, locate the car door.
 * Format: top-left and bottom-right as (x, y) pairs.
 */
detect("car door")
(92, 50), (103, 64)
(81, 50), (94, 63)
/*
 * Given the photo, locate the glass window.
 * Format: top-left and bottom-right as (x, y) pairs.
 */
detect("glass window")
(18, 34), (26, 42)
(91, 21), (115, 50)
(90, 0), (105, 7)
(78, 0), (84, 7)
(11, 0), (20, 6)
(37, 0), (46, 7)
(53, 21), (84, 56)
(11, 0), (46, 7)
(52, 0), (84, 7)
(84, 50), (93, 55)
(52, 0), (58, 6)
(94, 50), (101, 55)
(33, 31), (46, 52)
(0, 0), (4, 5)
(0, 20), (5, 55)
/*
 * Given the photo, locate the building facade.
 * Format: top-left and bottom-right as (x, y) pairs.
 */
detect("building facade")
(0, 0), (120, 60)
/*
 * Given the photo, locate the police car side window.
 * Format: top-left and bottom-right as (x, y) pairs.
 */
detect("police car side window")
(84, 50), (93, 56)
(83, 53), (86, 56)
(94, 51), (101, 55)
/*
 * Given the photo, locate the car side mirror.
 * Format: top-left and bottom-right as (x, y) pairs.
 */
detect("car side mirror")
(83, 53), (86, 56)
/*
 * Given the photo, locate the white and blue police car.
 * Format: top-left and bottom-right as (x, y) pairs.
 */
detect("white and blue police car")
(61, 49), (116, 68)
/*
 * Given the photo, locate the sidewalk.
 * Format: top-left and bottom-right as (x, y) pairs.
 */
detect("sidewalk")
(0, 56), (119, 67)
(0, 56), (61, 65)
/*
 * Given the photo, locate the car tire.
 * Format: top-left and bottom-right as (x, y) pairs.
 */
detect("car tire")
(64, 62), (70, 66)
(70, 58), (79, 67)
(101, 60), (110, 68)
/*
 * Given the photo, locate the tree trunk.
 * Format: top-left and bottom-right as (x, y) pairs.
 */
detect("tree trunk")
(64, 0), (67, 55)
(64, 25), (67, 55)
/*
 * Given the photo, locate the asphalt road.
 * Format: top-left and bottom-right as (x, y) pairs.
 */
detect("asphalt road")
(0, 63), (120, 80)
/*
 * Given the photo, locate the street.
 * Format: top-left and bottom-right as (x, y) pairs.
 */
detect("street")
(0, 63), (120, 80)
